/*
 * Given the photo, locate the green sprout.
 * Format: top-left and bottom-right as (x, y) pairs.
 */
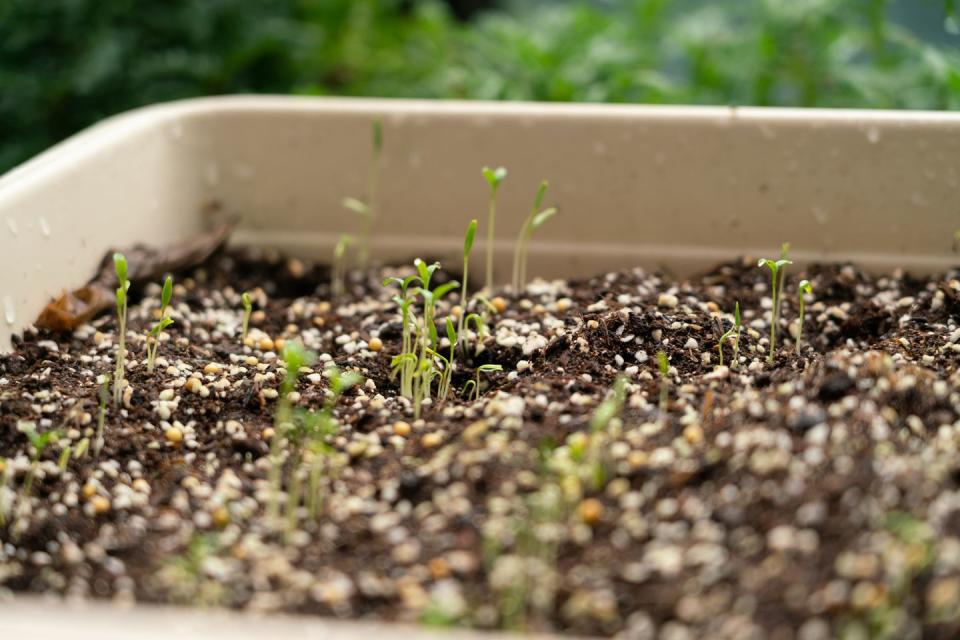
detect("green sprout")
(512, 180), (557, 292)
(146, 275), (174, 373)
(590, 376), (627, 433)
(384, 272), (421, 398)
(758, 256), (793, 363)
(113, 252), (130, 406)
(240, 292), (253, 342)
(386, 259), (460, 418)
(796, 279), (813, 355)
(342, 118), (383, 270)
(716, 301), (741, 368)
(331, 234), (352, 299)
(776, 242), (791, 325)
(457, 219), (477, 355)
(58, 445), (72, 472)
(482, 166), (508, 291)
(267, 341), (317, 525)
(411, 262), (459, 418)
(657, 351), (670, 418)
(18, 422), (60, 496)
(94, 373), (110, 456)
(269, 342), (362, 530)
(464, 363), (503, 401)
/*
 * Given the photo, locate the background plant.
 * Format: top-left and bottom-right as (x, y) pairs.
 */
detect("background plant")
(341, 118), (383, 269)
(2, 1), (959, 174)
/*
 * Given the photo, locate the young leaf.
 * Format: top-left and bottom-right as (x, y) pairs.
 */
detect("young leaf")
(533, 180), (549, 209)
(531, 207), (557, 230)
(482, 166), (508, 189)
(445, 317), (457, 346)
(657, 351), (669, 377)
(241, 292), (253, 312)
(464, 219), (477, 257)
(799, 279), (813, 295)
(431, 281), (460, 301)
(161, 276), (173, 309)
(113, 252), (128, 285)
(342, 197), (369, 216)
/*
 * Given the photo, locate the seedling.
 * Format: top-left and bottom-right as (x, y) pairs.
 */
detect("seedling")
(18, 422), (60, 496)
(464, 363), (503, 401)
(240, 292), (253, 342)
(796, 279), (813, 355)
(482, 166), (508, 291)
(342, 118), (383, 270)
(716, 301), (741, 368)
(113, 252), (130, 406)
(457, 219), (478, 354)
(331, 234), (352, 299)
(776, 242), (791, 325)
(757, 257), (793, 362)
(58, 445), (72, 472)
(383, 272), (421, 397)
(429, 318), (459, 401)
(954, 229), (960, 253)
(267, 341), (317, 524)
(590, 376), (627, 433)
(146, 275), (174, 373)
(657, 351), (670, 417)
(512, 181), (557, 292)
(95, 373), (109, 456)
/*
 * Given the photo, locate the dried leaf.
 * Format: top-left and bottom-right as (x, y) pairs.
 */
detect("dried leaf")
(36, 218), (237, 332)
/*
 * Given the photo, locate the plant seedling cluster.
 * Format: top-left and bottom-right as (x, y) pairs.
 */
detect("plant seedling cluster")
(385, 259), (460, 419)
(268, 342), (362, 532)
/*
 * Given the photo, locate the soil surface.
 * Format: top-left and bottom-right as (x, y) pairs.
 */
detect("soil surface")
(2, 248), (960, 639)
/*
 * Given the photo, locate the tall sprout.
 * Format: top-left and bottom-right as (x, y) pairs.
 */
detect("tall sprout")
(796, 279), (813, 355)
(113, 253), (130, 406)
(332, 234), (353, 299)
(512, 180), (557, 292)
(457, 219), (477, 355)
(146, 275), (174, 373)
(758, 257), (793, 363)
(482, 166), (507, 292)
(343, 118), (383, 270)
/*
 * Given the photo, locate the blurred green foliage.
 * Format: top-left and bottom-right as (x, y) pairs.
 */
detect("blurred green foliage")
(1, 0), (958, 171)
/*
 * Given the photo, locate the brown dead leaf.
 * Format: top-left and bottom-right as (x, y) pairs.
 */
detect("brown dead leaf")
(36, 217), (237, 333)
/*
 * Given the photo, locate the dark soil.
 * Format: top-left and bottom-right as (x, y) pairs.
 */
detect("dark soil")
(2, 248), (960, 639)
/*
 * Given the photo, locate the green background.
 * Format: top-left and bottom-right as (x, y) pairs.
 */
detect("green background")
(2, 0), (958, 172)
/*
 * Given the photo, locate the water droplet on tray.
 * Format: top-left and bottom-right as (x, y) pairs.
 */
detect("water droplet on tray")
(39, 217), (51, 237)
(866, 127), (881, 144)
(6, 218), (18, 237)
(3, 296), (15, 325)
